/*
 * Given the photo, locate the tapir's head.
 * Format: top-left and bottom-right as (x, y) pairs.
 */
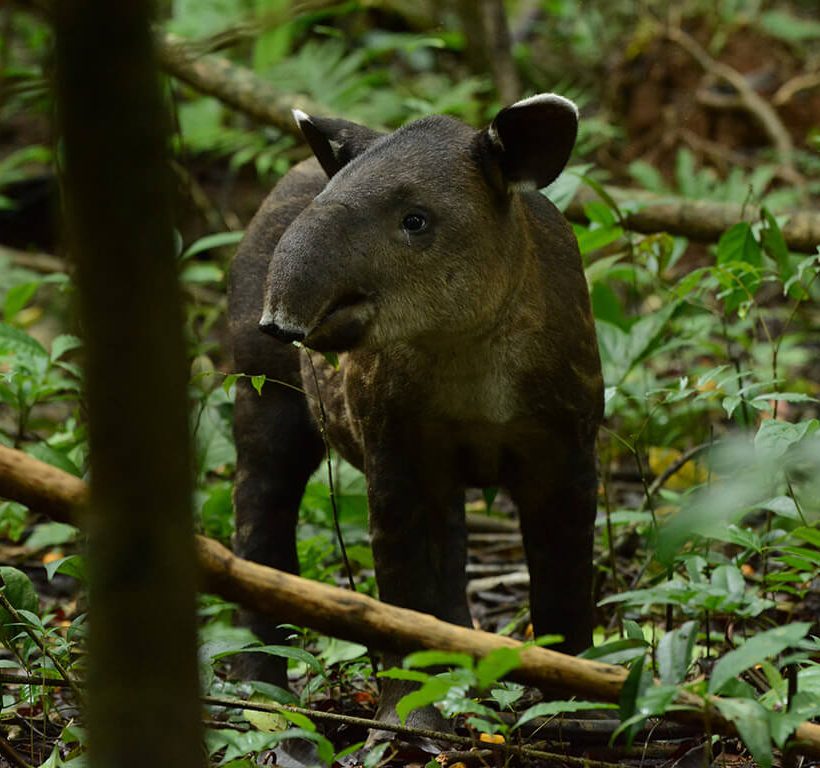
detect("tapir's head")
(260, 94), (578, 352)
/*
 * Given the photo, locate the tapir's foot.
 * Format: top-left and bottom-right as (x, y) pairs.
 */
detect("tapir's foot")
(364, 699), (453, 753)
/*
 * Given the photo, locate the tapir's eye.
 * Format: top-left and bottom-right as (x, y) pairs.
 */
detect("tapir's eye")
(402, 212), (428, 234)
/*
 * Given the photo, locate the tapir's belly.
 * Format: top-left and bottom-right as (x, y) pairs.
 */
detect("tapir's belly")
(300, 350), (548, 489)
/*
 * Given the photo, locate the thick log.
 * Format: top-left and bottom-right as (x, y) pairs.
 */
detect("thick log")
(565, 186), (820, 254)
(1, 443), (819, 757)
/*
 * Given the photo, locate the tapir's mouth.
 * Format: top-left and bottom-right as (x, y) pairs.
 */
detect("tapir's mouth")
(304, 291), (376, 352)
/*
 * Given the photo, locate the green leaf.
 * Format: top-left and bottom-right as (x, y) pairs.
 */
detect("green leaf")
(754, 419), (819, 459)
(229, 644), (323, 674)
(513, 700), (615, 730)
(758, 495), (800, 519)
(180, 263), (224, 284)
(791, 527), (820, 548)
(251, 375), (266, 396)
(222, 373), (239, 395)
(25, 443), (83, 477)
(617, 655), (652, 745)
(50, 334), (82, 363)
(759, 10), (820, 41)
(542, 164), (592, 211)
(657, 621), (697, 685)
(714, 697), (772, 768)
(0, 567), (39, 644)
(395, 677), (453, 725)
(709, 623), (812, 694)
(181, 231), (244, 260)
(44, 555), (87, 583)
(0, 322), (48, 358)
(580, 637), (648, 665)
(715, 222), (762, 312)
(475, 647), (522, 690)
(24, 522), (79, 551)
(576, 225), (624, 255)
(3, 281), (40, 322)
(403, 650), (474, 670)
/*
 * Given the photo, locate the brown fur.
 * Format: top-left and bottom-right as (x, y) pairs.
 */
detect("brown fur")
(228, 96), (603, 734)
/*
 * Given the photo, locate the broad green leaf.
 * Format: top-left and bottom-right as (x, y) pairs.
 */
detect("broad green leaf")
(542, 164), (592, 211)
(318, 638), (368, 666)
(24, 522), (79, 551)
(576, 225), (624, 255)
(758, 495), (800, 519)
(754, 419), (818, 459)
(0, 567), (39, 643)
(714, 697), (772, 768)
(25, 443), (83, 477)
(44, 555), (87, 583)
(791, 527), (820, 548)
(596, 301), (678, 386)
(715, 222), (762, 312)
(3, 281), (39, 322)
(489, 683), (524, 710)
(657, 621), (697, 685)
(378, 668), (431, 683)
(395, 677), (453, 725)
(232, 644), (323, 674)
(475, 647), (522, 690)
(513, 700), (615, 730)
(709, 623), (811, 694)
(0, 322), (48, 357)
(50, 334), (82, 362)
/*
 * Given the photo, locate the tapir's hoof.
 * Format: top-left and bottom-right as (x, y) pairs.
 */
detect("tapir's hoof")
(364, 704), (453, 753)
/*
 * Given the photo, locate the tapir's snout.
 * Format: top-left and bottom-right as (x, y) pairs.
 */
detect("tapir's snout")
(259, 292), (376, 352)
(258, 313), (306, 344)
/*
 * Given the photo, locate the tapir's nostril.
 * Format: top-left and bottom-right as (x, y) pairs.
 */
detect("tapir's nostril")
(258, 318), (306, 344)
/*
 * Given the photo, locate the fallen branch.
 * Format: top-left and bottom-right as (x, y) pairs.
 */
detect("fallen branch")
(157, 32), (326, 137)
(1, 443), (819, 757)
(564, 185), (820, 254)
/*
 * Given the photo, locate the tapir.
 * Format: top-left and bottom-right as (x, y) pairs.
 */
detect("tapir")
(228, 93), (604, 732)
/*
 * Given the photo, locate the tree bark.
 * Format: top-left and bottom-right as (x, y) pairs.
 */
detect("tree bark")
(2, 444), (819, 758)
(157, 33), (326, 136)
(53, 4), (203, 767)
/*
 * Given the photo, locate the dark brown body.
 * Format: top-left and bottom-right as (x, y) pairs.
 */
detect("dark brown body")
(228, 97), (603, 730)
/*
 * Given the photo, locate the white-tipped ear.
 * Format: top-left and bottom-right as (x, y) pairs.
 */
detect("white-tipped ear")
(292, 108), (310, 127)
(481, 92), (579, 190)
(292, 111), (384, 179)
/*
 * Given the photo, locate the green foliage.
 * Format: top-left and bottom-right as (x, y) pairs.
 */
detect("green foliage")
(1, 2), (818, 765)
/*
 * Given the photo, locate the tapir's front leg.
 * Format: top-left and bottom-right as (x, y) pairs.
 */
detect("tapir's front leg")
(365, 443), (470, 731)
(508, 439), (598, 655)
(232, 354), (324, 684)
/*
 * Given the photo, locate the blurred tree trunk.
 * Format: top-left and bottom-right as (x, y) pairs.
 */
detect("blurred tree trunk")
(53, 3), (203, 767)
(454, 0), (521, 104)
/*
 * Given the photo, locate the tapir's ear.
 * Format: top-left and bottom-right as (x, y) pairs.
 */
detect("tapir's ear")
(292, 110), (383, 179)
(476, 93), (578, 191)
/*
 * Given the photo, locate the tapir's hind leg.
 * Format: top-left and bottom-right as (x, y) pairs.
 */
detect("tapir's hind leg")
(231, 343), (323, 685)
(508, 439), (598, 655)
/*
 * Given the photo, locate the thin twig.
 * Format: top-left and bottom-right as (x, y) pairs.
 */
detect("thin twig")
(665, 26), (797, 180)
(0, 589), (83, 702)
(203, 694), (631, 768)
(0, 733), (33, 768)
